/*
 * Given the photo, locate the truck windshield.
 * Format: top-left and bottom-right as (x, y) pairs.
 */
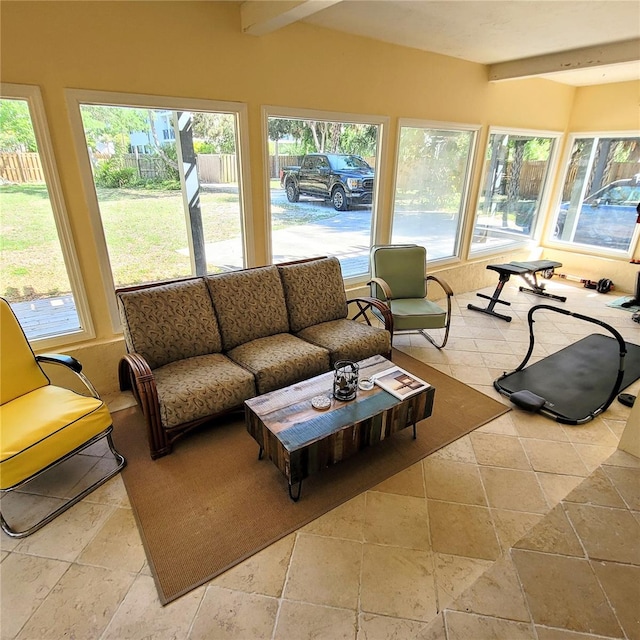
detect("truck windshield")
(330, 155), (371, 170)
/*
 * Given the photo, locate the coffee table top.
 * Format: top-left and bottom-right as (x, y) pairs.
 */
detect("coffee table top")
(244, 355), (430, 453)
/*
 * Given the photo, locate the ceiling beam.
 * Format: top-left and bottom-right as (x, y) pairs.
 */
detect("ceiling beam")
(489, 39), (640, 81)
(241, 0), (343, 36)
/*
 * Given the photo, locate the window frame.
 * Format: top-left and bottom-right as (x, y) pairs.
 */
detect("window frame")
(1, 83), (94, 347)
(66, 89), (253, 331)
(469, 126), (562, 260)
(262, 105), (389, 285)
(544, 130), (640, 257)
(390, 118), (481, 266)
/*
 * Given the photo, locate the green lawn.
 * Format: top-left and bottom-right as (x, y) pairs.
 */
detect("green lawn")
(0, 182), (332, 300)
(1, 184), (244, 298)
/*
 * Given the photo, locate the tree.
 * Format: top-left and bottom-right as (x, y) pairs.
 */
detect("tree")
(192, 113), (236, 153)
(79, 105), (148, 153)
(339, 124), (378, 156)
(268, 118), (296, 177)
(0, 99), (37, 152)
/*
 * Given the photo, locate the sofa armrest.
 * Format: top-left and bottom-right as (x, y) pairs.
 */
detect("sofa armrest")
(348, 296), (394, 335)
(118, 353), (171, 459)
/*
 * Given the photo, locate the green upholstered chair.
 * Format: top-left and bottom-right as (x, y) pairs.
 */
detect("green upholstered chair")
(0, 297), (126, 538)
(369, 244), (453, 348)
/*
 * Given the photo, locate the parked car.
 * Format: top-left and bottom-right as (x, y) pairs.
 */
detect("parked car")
(555, 176), (640, 250)
(280, 153), (375, 211)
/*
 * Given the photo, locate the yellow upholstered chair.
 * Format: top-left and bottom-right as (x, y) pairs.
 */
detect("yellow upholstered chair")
(0, 298), (125, 538)
(369, 244), (453, 348)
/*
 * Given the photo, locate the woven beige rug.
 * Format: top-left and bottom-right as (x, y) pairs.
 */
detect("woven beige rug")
(112, 349), (509, 604)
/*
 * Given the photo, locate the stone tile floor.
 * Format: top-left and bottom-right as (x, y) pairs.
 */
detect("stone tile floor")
(1, 279), (639, 639)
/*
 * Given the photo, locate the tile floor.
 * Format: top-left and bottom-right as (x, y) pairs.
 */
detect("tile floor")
(1, 278), (639, 640)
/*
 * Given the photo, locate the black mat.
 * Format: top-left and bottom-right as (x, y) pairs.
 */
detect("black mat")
(497, 334), (640, 422)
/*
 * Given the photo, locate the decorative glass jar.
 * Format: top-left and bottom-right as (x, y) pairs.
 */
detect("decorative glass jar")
(333, 360), (359, 401)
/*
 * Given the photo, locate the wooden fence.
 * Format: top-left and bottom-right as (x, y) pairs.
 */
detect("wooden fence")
(197, 154), (237, 183)
(562, 161), (638, 200)
(119, 154), (170, 180)
(0, 153), (45, 183)
(1, 151), (635, 193)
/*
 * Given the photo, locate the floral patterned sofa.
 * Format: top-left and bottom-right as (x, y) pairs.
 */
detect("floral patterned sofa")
(117, 257), (392, 458)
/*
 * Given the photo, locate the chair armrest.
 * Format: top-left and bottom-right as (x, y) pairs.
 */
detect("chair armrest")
(367, 277), (393, 300)
(348, 296), (394, 334)
(37, 353), (82, 373)
(426, 274), (454, 298)
(36, 353), (100, 397)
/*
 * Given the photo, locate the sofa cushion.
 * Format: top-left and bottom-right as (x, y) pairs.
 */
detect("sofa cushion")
(154, 353), (256, 429)
(297, 319), (391, 366)
(278, 257), (348, 333)
(118, 279), (222, 370)
(206, 266), (290, 351)
(227, 333), (330, 395)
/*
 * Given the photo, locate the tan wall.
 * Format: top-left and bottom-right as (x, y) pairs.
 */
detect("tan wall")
(1, 1), (638, 395)
(539, 80), (640, 287)
(568, 82), (640, 132)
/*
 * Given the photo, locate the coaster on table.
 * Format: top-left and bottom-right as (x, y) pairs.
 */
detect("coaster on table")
(311, 395), (331, 410)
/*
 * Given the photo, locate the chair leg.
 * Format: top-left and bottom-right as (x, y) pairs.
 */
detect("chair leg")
(417, 290), (452, 349)
(0, 429), (126, 539)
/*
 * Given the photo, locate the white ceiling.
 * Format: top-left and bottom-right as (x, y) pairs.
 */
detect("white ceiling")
(244, 0), (640, 86)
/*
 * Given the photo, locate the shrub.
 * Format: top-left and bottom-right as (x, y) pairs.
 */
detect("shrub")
(95, 159), (139, 188)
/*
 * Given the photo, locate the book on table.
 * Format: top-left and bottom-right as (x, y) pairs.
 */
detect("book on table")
(372, 365), (431, 400)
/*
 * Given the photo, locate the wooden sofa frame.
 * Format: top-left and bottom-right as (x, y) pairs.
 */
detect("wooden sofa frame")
(117, 258), (393, 459)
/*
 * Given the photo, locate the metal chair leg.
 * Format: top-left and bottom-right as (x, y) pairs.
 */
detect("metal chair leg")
(0, 429), (126, 539)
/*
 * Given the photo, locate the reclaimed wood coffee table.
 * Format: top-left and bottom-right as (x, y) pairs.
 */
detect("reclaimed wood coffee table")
(244, 355), (435, 500)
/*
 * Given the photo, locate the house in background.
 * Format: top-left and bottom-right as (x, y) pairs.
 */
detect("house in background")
(129, 110), (176, 154)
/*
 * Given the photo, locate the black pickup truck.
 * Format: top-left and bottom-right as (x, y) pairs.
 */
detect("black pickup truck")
(280, 153), (375, 211)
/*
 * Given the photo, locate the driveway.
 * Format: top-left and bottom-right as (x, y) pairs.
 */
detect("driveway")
(204, 187), (458, 277)
(203, 188), (374, 277)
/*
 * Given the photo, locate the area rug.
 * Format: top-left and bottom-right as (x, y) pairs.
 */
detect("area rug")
(112, 349), (509, 604)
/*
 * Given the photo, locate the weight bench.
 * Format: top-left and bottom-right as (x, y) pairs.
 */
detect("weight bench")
(468, 260), (565, 322)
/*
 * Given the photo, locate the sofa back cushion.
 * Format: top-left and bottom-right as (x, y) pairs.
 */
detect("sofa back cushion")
(278, 257), (348, 333)
(206, 265), (290, 351)
(118, 278), (222, 370)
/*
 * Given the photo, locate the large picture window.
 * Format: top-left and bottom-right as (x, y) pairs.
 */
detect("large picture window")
(391, 121), (477, 261)
(549, 134), (640, 254)
(265, 108), (386, 280)
(0, 84), (92, 344)
(67, 91), (251, 325)
(470, 129), (559, 256)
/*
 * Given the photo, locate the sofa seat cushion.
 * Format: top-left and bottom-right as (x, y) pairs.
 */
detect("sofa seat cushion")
(154, 354), (256, 430)
(227, 333), (330, 395)
(118, 279), (222, 370)
(297, 319), (391, 366)
(278, 257), (348, 332)
(206, 266), (290, 351)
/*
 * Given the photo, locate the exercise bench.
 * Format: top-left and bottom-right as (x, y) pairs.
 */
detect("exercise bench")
(468, 260), (565, 322)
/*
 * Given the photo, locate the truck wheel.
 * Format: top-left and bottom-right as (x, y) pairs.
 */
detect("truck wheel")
(285, 181), (299, 203)
(332, 187), (349, 211)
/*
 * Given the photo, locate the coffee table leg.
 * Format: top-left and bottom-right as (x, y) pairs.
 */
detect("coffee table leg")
(413, 423), (417, 439)
(289, 480), (302, 502)
(258, 446), (263, 460)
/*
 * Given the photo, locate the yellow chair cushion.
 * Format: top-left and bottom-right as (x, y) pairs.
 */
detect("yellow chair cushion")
(0, 299), (48, 405)
(0, 385), (112, 490)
